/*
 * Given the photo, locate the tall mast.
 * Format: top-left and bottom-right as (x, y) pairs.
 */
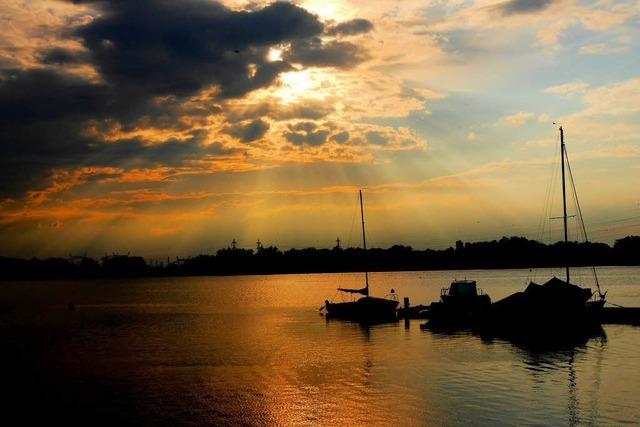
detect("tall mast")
(560, 126), (570, 283)
(359, 190), (369, 292)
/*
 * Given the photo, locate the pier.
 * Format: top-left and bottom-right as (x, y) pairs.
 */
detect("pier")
(601, 307), (640, 325)
(400, 301), (640, 326)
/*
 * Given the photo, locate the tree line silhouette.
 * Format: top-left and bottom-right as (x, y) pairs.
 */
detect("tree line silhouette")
(1, 235), (638, 279)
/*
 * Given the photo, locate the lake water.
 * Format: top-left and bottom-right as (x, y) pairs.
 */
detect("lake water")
(1, 267), (639, 425)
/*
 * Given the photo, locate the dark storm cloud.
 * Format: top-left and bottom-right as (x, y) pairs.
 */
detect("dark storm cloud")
(0, 69), (109, 195)
(326, 19), (374, 36)
(225, 100), (334, 123)
(71, 0), (322, 99)
(0, 69), (109, 121)
(225, 119), (270, 142)
(491, 0), (556, 16)
(93, 131), (210, 168)
(287, 37), (369, 68)
(0, 68), (209, 194)
(38, 47), (89, 65)
(0, 0), (371, 197)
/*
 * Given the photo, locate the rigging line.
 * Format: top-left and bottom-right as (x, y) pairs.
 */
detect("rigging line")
(346, 191), (358, 248)
(567, 148), (590, 285)
(530, 139), (557, 283)
(548, 149), (561, 235)
(331, 290), (338, 303)
(540, 139), (562, 281)
(564, 145), (602, 295)
(530, 146), (557, 287)
(539, 144), (560, 241)
(588, 223), (640, 236)
(547, 149), (561, 278)
(588, 215), (640, 226)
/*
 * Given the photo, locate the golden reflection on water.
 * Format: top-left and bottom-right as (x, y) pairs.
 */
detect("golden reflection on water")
(0, 268), (639, 425)
(212, 311), (435, 425)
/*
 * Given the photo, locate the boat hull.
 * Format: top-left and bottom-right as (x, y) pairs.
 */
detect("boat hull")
(476, 278), (606, 340)
(426, 296), (491, 329)
(325, 296), (399, 321)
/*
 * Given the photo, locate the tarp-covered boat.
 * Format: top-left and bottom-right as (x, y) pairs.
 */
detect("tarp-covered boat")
(480, 277), (603, 337)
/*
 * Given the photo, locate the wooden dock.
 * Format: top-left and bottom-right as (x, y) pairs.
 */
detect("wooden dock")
(399, 304), (640, 325)
(601, 307), (640, 325)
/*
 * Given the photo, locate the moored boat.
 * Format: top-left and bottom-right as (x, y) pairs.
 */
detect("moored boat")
(322, 190), (399, 321)
(421, 279), (491, 329)
(480, 277), (602, 338)
(324, 293), (399, 320)
(479, 126), (606, 339)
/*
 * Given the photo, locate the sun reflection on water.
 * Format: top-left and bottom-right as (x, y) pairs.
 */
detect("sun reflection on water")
(1, 269), (640, 424)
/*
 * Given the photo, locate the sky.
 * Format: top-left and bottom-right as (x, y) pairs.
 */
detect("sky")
(0, 0), (639, 258)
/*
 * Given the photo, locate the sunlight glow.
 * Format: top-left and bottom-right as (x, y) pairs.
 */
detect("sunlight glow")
(267, 47), (283, 62)
(2, 0), (639, 257)
(275, 70), (315, 103)
(301, 0), (355, 21)
(248, 63), (257, 78)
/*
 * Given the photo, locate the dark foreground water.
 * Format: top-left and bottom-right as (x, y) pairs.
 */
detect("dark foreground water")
(1, 267), (639, 426)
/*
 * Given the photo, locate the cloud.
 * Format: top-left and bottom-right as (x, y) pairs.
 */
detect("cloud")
(412, 87), (448, 100)
(490, 0), (557, 16)
(330, 131), (350, 143)
(544, 81), (590, 96)
(225, 119), (270, 142)
(538, 113), (551, 123)
(284, 121), (330, 146)
(0, 0), (376, 198)
(38, 47), (90, 65)
(286, 38), (369, 68)
(326, 19), (374, 36)
(224, 99), (335, 123)
(578, 78), (640, 117)
(95, 132), (215, 168)
(579, 43), (628, 55)
(554, 78), (640, 144)
(265, 119), (427, 158)
(500, 111), (534, 126)
(72, 0), (323, 99)
(0, 68), (110, 195)
(365, 131), (388, 145)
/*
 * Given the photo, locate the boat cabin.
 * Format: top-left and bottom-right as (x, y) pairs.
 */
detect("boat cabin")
(438, 279), (491, 307)
(444, 280), (478, 297)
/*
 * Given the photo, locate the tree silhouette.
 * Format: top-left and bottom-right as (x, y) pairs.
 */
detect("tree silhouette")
(0, 235), (637, 279)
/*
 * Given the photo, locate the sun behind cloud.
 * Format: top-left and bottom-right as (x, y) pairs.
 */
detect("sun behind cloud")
(0, 0), (639, 257)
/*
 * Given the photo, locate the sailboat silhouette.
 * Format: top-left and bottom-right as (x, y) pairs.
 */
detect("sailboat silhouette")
(322, 190), (399, 320)
(482, 126), (606, 338)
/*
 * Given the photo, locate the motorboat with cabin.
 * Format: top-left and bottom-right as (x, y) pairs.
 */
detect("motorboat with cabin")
(421, 279), (491, 328)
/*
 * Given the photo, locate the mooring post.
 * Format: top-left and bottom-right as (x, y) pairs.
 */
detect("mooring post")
(404, 297), (410, 309)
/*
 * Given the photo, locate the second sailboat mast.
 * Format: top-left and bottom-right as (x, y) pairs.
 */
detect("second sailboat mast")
(560, 126), (570, 284)
(359, 190), (369, 291)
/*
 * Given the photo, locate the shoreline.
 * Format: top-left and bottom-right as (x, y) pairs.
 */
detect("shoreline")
(1, 263), (638, 282)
